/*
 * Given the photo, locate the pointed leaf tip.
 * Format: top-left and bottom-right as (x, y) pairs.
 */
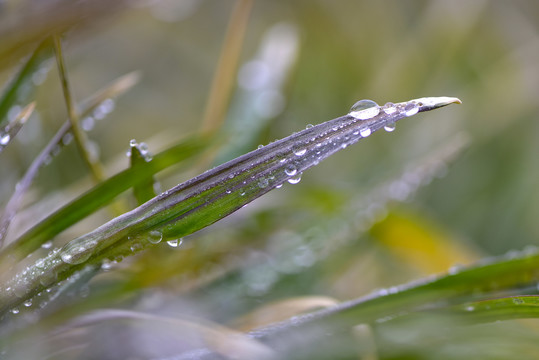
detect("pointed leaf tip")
(413, 96), (462, 112)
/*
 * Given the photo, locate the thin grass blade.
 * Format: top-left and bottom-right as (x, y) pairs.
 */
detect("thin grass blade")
(0, 39), (52, 127)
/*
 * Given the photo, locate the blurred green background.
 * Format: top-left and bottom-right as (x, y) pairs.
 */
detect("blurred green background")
(1, 0), (539, 358)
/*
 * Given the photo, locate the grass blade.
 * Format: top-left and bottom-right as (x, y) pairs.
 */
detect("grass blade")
(53, 35), (105, 182)
(0, 96), (460, 314)
(247, 248), (539, 357)
(0, 39), (52, 127)
(0, 72), (140, 248)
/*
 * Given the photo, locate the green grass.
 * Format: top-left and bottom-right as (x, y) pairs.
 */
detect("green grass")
(1, 2), (539, 360)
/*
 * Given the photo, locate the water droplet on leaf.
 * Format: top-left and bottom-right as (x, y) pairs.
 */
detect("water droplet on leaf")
(349, 99), (380, 120)
(147, 230), (163, 244)
(41, 241), (52, 249)
(359, 126), (371, 137)
(287, 172), (303, 184)
(382, 102), (397, 115)
(404, 102), (419, 116)
(284, 164), (297, 176)
(384, 122), (396, 132)
(167, 239), (183, 248)
(293, 146), (306, 156)
(60, 245), (91, 265)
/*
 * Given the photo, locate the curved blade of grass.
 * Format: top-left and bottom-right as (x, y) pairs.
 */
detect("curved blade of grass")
(0, 72), (140, 248)
(0, 102), (35, 154)
(0, 39), (52, 126)
(0, 96), (459, 314)
(245, 248), (539, 357)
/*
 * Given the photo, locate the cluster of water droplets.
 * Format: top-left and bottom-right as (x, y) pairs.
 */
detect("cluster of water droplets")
(126, 139), (153, 162)
(347, 99), (423, 136)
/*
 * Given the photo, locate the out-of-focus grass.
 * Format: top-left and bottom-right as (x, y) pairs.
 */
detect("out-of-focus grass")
(1, 1), (539, 359)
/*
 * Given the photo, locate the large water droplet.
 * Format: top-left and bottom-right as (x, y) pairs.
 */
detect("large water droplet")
(284, 164), (297, 176)
(147, 230), (163, 244)
(404, 102), (419, 116)
(287, 172), (303, 184)
(348, 99), (380, 120)
(384, 122), (396, 132)
(0, 133), (11, 145)
(60, 244), (91, 265)
(359, 126), (371, 137)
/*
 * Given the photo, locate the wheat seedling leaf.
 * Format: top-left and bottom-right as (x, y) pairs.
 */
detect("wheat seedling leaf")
(0, 96), (460, 315)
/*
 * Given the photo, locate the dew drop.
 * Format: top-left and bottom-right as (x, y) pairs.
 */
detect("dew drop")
(129, 139), (137, 147)
(284, 164), (297, 176)
(359, 126), (371, 137)
(41, 241), (52, 249)
(348, 99), (380, 120)
(130, 243), (142, 252)
(258, 178), (269, 189)
(147, 230), (163, 244)
(60, 245), (91, 265)
(23, 299), (32, 307)
(404, 102), (419, 116)
(287, 172), (303, 184)
(305, 124), (314, 129)
(293, 146), (307, 156)
(384, 122), (396, 132)
(275, 183), (283, 189)
(0, 133), (10, 145)
(61, 133), (73, 146)
(257, 144), (264, 149)
(167, 239), (183, 248)
(81, 116), (95, 131)
(11, 307), (19, 315)
(101, 259), (113, 271)
(382, 102), (396, 114)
